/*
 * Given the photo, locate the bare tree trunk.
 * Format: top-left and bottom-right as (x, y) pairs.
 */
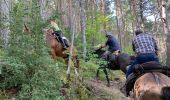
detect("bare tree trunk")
(100, 0), (106, 28)
(0, 0), (11, 48)
(130, 0), (141, 31)
(160, 0), (170, 67)
(79, 0), (87, 59)
(67, 1), (79, 78)
(68, 0), (72, 35)
(139, 0), (144, 29)
(115, 0), (125, 49)
(67, 14), (76, 77)
(159, 0), (170, 67)
(39, 0), (51, 20)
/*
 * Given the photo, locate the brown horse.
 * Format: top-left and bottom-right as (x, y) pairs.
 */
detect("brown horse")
(23, 24), (79, 78)
(45, 29), (79, 77)
(133, 72), (170, 100)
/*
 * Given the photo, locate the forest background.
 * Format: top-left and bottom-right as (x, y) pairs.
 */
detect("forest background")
(0, 0), (170, 99)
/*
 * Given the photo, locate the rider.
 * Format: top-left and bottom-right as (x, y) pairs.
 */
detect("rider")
(101, 30), (121, 60)
(49, 19), (68, 50)
(121, 29), (159, 96)
(126, 29), (159, 78)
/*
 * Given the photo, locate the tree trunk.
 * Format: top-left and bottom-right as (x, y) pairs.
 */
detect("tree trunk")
(160, 0), (170, 67)
(162, 0), (170, 67)
(139, 0), (144, 29)
(39, 0), (53, 20)
(79, 0), (87, 59)
(115, 0), (125, 49)
(0, 0), (11, 48)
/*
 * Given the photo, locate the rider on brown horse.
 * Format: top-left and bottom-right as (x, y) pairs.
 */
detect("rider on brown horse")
(49, 19), (69, 50)
(126, 29), (159, 78)
(100, 30), (121, 61)
(121, 29), (160, 96)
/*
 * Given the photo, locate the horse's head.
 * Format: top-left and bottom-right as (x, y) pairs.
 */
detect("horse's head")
(93, 47), (105, 57)
(85, 47), (105, 62)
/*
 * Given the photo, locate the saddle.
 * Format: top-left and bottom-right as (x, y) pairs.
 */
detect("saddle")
(134, 61), (162, 75)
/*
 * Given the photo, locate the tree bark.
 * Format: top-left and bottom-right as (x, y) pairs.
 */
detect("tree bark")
(39, 0), (51, 20)
(79, 0), (87, 59)
(0, 0), (11, 48)
(160, 0), (170, 67)
(139, 0), (144, 29)
(115, 0), (125, 49)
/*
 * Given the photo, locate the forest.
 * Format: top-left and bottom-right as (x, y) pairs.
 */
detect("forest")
(0, 0), (170, 100)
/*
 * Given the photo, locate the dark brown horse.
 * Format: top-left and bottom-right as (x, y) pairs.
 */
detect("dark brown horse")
(45, 29), (79, 77)
(89, 47), (134, 86)
(133, 72), (170, 100)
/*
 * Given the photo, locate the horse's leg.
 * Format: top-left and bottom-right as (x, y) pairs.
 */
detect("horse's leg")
(96, 67), (104, 80)
(103, 68), (110, 87)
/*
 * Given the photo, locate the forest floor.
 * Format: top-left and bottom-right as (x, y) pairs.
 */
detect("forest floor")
(85, 78), (132, 100)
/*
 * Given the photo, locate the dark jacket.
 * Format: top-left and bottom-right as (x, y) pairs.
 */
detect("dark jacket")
(106, 36), (121, 52)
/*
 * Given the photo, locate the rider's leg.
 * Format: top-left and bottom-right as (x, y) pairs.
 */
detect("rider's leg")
(126, 59), (138, 78)
(62, 37), (70, 47)
(55, 31), (67, 49)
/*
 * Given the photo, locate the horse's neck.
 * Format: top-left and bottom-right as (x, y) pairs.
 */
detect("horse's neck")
(96, 50), (105, 56)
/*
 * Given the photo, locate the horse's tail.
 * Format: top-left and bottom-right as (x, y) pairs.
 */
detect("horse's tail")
(162, 87), (170, 100)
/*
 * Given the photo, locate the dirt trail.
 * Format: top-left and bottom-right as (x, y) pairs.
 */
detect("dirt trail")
(85, 79), (132, 100)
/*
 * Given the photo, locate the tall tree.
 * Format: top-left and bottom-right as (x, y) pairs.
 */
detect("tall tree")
(115, 0), (125, 48)
(39, 0), (52, 20)
(0, 0), (11, 48)
(130, 0), (137, 31)
(160, 0), (170, 66)
(139, 0), (144, 29)
(79, 0), (87, 59)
